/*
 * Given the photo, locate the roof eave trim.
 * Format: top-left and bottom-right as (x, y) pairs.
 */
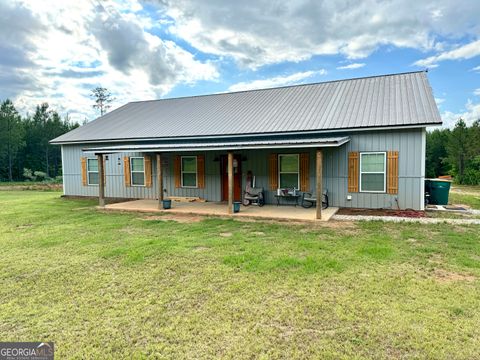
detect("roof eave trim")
(82, 138), (350, 154)
(51, 123), (441, 145)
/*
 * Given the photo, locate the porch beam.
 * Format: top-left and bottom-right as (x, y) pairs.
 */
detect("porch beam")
(316, 149), (323, 220)
(156, 153), (163, 209)
(97, 153), (105, 207)
(227, 151), (233, 214)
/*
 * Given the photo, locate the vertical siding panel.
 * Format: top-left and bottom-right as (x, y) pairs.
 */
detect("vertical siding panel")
(61, 128), (424, 209)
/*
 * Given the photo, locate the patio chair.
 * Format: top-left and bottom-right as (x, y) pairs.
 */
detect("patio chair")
(301, 189), (329, 209)
(242, 187), (265, 207)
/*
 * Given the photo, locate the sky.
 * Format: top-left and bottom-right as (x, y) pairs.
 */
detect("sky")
(0, 0), (479, 128)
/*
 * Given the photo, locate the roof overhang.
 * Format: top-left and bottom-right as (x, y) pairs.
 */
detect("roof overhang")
(82, 136), (350, 154)
(51, 123), (439, 145)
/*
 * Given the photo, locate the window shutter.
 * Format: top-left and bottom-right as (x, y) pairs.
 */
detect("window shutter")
(123, 156), (131, 187)
(144, 156), (152, 187)
(81, 157), (87, 186)
(299, 153), (310, 192)
(174, 155), (181, 188)
(348, 152), (359, 192)
(387, 151), (399, 194)
(197, 155), (205, 189)
(268, 153), (278, 190)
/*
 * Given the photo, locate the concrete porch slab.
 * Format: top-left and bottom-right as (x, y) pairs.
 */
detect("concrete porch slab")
(103, 200), (338, 222)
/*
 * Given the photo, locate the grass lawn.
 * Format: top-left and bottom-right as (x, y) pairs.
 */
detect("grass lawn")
(450, 185), (480, 210)
(1, 191), (480, 359)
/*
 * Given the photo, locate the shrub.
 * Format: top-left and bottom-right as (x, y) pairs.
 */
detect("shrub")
(33, 171), (48, 181)
(461, 169), (480, 185)
(23, 168), (56, 182)
(23, 168), (35, 181)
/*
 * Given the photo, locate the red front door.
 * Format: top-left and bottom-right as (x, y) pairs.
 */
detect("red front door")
(221, 155), (242, 201)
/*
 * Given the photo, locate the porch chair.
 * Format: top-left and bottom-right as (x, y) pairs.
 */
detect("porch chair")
(301, 189), (329, 209)
(243, 187), (265, 207)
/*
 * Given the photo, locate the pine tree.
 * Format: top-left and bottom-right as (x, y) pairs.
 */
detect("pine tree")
(91, 87), (114, 117)
(446, 119), (470, 182)
(426, 128), (451, 177)
(0, 100), (25, 181)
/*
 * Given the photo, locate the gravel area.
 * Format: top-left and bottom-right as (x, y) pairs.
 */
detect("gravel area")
(333, 214), (480, 225)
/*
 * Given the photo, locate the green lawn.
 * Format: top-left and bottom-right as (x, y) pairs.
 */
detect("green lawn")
(450, 185), (480, 209)
(1, 191), (479, 359)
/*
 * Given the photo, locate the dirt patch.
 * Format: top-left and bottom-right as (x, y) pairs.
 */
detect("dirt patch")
(433, 269), (476, 283)
(0, 184), (62, 191)
(252, 231), (265, 236)
(219, 232), (233, 237)
(119, 226), (137, 235)
(427, 254), (443, 264)
(470, 255), (480, 262)
(299, 220), (357, 234)
(234, 217), (301, 225)
(321, 220), (357, 229)
(337, 208), (426, 218)
(16, 224), (33, 230)
(141, 214), (203, 223)
(192, 246), (210, 252)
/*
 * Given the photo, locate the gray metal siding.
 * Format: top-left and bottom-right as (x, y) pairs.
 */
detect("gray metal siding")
(322, 128), (424, 210)
(62, 128), (425, 210)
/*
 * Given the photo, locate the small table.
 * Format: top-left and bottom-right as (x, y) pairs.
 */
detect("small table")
(274, 194), (300, 207)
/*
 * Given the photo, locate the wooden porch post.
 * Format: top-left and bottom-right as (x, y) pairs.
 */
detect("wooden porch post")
(97, 153), (105, 207)
(316, 149), (323, 220)
(156, 153), (163, 209)
(227, 151), (233, 214)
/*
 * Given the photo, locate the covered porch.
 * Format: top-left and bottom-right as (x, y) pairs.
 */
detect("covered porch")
(87, 135), (350, 220)
(103, 199), (339, 222)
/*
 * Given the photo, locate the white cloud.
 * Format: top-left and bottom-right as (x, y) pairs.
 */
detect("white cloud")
(0, 0), (218, 123)
(2, 0), (480, 125)
(89, 4), (217, 89)
(227, 70), (326, 92)
(414, 40), (480, 67)
(474, 89), (480, 96)
(441, 99), (480, 128)
(435, 97), (445, 105)
(473, 65), (480, 72)
(337, 63), (365, 70)
(163, 0), (480, 68)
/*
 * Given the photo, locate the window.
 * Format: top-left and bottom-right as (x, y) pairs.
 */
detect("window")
(181, 156), (197, 187)
(87, 158), (99, 185)
(130, 157), (145, 186)
(360, 152), (386, 192)
(278, 154), (299, 189)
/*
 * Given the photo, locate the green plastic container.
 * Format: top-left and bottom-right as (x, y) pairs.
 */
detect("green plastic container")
(162, 199), (172, 209)
(233, 201), (241, 213)
(427, 179), (451, 205)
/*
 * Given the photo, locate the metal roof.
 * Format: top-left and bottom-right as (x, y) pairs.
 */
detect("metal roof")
(83, 136), (350, 153)
(51, 71), (441, 144)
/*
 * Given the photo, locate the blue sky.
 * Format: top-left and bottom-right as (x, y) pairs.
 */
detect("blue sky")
(1, 0), (479, 127)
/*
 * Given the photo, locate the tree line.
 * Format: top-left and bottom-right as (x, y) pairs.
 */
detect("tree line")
(0, 88), (113, 182)
(0, 99), (79, 181)
(1, 95), (479, 185)
(426, 119), (480, 185)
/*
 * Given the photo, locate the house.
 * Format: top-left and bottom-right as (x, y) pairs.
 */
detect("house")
(50, 71), (442, 219)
